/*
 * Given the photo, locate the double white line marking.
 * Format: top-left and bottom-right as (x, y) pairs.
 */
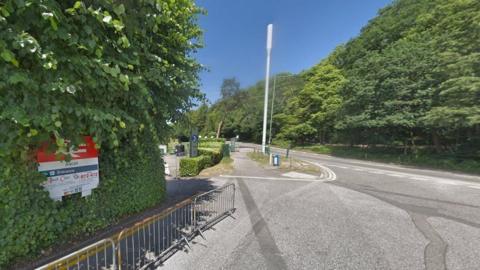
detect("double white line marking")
(220, 163), (337, 183)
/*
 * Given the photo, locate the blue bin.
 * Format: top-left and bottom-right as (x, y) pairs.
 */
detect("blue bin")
(273, 154), (280, 166)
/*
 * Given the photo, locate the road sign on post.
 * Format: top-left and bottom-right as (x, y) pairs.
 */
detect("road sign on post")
(37, 136), (99, 201)
(190, 128), (199, 157)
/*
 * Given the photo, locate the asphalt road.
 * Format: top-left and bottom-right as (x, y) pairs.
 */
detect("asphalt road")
(161, 143), (480, 270)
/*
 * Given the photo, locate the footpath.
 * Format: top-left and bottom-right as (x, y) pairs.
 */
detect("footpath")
(161, 147), (331, 270)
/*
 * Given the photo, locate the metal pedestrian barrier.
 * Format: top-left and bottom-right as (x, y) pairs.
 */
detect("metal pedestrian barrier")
(35, 183), (236, 270)
(193, 183), (236, 237)
(116, 198), (195, 270)
(36, 238), (116, 270)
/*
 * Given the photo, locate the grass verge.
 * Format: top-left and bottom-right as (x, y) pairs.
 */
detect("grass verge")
(199, 157), (234, 177)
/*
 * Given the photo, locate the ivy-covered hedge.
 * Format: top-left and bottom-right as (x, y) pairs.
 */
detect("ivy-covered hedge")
(0, 0), (202, 268)
(179, 155), (211, 176)
(0, 135), (166, 267)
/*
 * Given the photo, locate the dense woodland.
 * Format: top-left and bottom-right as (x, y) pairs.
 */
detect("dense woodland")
(182, 0), (479, 160)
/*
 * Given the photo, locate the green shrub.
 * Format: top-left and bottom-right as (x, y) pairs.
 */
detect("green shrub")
(272, 139), (292, 148)
(179, 155), (211, 176)
(180, 142), (228, 176)
(199, 141), (224, 148)
(201, 137), (225, 143)
(199, 148), (222, 164)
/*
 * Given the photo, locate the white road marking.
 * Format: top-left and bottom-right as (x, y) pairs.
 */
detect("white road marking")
(304, 162), (337, 181)
(219, 175), (323, 182)
(282, 171), (317, 179)
(249, 144), (480, 181)
(323, 162), (480, 190)
(387, 174), (405, 178)
(328, 164), (348, 169)
(410, 177), (430, 181)
(368, 171), (385, 174)
(242, 143), (480, 190)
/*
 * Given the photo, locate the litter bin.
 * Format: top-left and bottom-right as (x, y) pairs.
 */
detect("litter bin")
(273, 154), (280, 167)
(175, 144), (185, 156)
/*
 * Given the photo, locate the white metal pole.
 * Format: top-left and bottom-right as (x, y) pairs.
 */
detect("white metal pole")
(262, 24), (273, 153)
(268, 75), (276, 145)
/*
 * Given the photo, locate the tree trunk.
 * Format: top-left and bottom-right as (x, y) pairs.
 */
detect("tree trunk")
(321, 128), (327, 145)
(410, 130), (416, 155)
(432, 130), (441, 153)
(216, 120), (223, 139)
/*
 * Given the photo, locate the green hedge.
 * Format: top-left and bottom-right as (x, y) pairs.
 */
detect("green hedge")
(0, 0), (201, 267)
(199, 141), (224, 149)
(199, 148), (222, 164)
(200, 138), (226, 143)
(179, 155), (211, 176)
(0, 136), (165, 268)
(180, 142), (229, 176)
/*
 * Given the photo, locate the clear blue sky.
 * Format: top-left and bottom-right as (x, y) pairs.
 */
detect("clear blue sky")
(195, 0), (393, 102)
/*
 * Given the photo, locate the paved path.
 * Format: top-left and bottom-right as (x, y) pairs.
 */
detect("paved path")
(161, 144), (480, 270)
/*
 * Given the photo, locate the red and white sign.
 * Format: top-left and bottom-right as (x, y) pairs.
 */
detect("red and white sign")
(37, 136), (99, 201)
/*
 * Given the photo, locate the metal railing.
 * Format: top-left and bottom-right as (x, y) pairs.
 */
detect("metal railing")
(116, 198), (195, 270)
(36, 183), (236, 270)
(36, 238), (116, 270)
(193, 183), (236, 236)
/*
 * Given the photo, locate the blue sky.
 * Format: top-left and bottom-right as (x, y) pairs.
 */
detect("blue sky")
(195, 0), (393, 102)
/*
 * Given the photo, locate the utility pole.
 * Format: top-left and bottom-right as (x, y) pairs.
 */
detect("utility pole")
(262, 24), (273, 153)
(268, 76), (276, 145)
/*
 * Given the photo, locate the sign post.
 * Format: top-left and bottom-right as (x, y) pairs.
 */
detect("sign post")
(37, 136), (99, 201)
(190, 127), (199, 157)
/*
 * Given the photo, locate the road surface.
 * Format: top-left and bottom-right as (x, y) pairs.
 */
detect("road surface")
(162, 143), (480, 270)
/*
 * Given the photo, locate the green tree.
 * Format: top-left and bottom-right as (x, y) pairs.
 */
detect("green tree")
(214, 77), (241, 137)
(420, 0), (480, 153)
(220, 77), (240, 99)
(300, 62), (345, 143)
